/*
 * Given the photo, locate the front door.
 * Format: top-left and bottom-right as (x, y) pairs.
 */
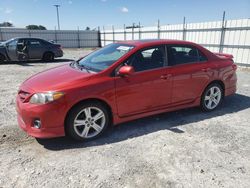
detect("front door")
(115, 46), (172, 117)
(6, 38), (18, 61)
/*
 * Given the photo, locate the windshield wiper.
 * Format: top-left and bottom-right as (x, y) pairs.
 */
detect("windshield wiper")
(74, 61), (90, 73)
(80, 64), (91, 73)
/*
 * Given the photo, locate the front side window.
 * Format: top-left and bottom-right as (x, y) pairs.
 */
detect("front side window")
(167, 45), (207, 66)
(78, 43), (134, 72)
(125, 46), (166, 72)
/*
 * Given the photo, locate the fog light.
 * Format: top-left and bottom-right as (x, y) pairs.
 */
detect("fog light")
(33, 119), (41, 129)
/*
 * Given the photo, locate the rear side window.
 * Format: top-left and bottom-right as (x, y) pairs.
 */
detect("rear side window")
(28, 39), (41, 46)
(40, 39), (51, 45)
(167, 45), (207, 66)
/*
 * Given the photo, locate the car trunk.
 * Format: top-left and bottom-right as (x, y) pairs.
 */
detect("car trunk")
(214, 52), (237, 70)
(214, 52), (234, 60)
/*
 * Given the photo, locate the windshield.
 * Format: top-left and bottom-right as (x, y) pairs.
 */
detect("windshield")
(78, 43), (134, 72)
(3, 38), (16, 45)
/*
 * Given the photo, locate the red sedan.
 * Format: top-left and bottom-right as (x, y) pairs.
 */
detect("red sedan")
(16, 40), (237, 140)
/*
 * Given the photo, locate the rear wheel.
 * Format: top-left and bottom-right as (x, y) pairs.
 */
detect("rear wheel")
(42, 52), (54, 62)
(65, 102), (110, 141)
(201, 83), (223, 112)
(0, 54), (6, 63)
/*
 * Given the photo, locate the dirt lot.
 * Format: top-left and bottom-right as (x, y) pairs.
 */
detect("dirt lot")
(0, 49), (250, 188)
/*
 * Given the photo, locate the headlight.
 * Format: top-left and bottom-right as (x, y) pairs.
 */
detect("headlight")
(29, 92), (64, 104)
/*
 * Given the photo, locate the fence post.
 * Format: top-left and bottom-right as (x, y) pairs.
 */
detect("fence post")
(0, 27), (3, 41)
(28, 29), (31, 37)
(103, 26), (106, 46)
(77, 26), (80, 48)
(139, 22), (141, 40)
(132, 23), (135, 40)
(182, 17), (186, 40)
(98, 26), (102, 47)
(157, 19), (160, 39)
(219, 11), (226, 53)
(124, 24), (126, 41)
(112, 25), (115, 43)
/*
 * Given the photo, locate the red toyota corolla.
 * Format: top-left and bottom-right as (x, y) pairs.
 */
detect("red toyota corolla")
(16, 40), (237, 141)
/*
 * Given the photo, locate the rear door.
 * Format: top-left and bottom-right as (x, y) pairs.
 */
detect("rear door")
(115, 45), (172, 117)
(27, 39), (44, 59)
(166, 45), (212, 104)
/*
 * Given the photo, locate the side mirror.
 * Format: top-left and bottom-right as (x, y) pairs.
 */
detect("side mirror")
(118, 65), (135, 77)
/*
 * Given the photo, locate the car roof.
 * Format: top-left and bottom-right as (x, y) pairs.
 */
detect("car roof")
(115, 39), (217, 60)
(116, 39), (199, 47)
(11, 37), (45, 41)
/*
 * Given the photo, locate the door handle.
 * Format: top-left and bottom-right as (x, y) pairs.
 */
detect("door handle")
(160, 74), (172, 80)
(201, 68), (211, 72)
(160, 75), (167, 79)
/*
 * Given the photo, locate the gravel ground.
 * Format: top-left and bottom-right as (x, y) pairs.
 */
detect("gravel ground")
(0, 49), (250, 188)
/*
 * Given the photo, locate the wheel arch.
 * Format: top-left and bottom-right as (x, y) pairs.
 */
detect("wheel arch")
(43, 51), (55, 57)
(203, 80), (225, 97)
(0, 52), (7, 61)
(64, 98), (113, 131)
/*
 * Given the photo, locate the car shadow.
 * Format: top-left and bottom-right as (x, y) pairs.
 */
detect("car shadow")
(0, 58), (74, 66)
(37, 93), (250, 151)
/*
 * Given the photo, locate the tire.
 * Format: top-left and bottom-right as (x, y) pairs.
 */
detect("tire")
(0, 54), (6, 63)
(42, 52), (54, 62)
(201, 83), (223, 112)
(65, 102), (111, 141)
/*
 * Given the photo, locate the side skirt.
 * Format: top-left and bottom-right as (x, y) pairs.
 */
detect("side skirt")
(113, 97), (201, 125)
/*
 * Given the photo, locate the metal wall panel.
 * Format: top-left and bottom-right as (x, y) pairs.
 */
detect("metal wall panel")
(101, 18), (250, 66)
(0, 28), (99, 48)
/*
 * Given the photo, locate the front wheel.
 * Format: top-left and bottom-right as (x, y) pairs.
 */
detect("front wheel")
(201, 83), (223, 112)
(65, 102), (110, 141)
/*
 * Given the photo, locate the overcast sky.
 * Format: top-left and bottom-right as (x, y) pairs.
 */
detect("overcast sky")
(0, 0), (250, 30)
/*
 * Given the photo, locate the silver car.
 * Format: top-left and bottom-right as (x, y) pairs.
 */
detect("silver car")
(0, 38), (63, 62)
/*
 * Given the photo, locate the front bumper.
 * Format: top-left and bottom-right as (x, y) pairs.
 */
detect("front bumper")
(16, 95), (66, 138)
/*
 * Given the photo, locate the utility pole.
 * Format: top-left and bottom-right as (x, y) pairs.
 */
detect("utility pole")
(219, 11), (226, 53)
(54, 5), (61, 30)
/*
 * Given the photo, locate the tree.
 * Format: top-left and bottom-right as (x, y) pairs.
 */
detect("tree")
(0, 22), (13, 27)
(38, 25), (46, 30)
(85, 27), (90, 31)
(26, 25), (47, 30)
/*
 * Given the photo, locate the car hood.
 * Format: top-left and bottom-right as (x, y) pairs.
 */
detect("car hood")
(21, 63), (94, 92)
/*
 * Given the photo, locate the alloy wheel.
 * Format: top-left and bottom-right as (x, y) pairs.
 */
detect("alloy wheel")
(73, 107), (106, 138)
(204, 86), (222, 110)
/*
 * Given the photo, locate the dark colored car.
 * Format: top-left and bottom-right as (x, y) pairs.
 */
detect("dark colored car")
(16, 40), (237, 141)
(0, 38), (63, 62)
